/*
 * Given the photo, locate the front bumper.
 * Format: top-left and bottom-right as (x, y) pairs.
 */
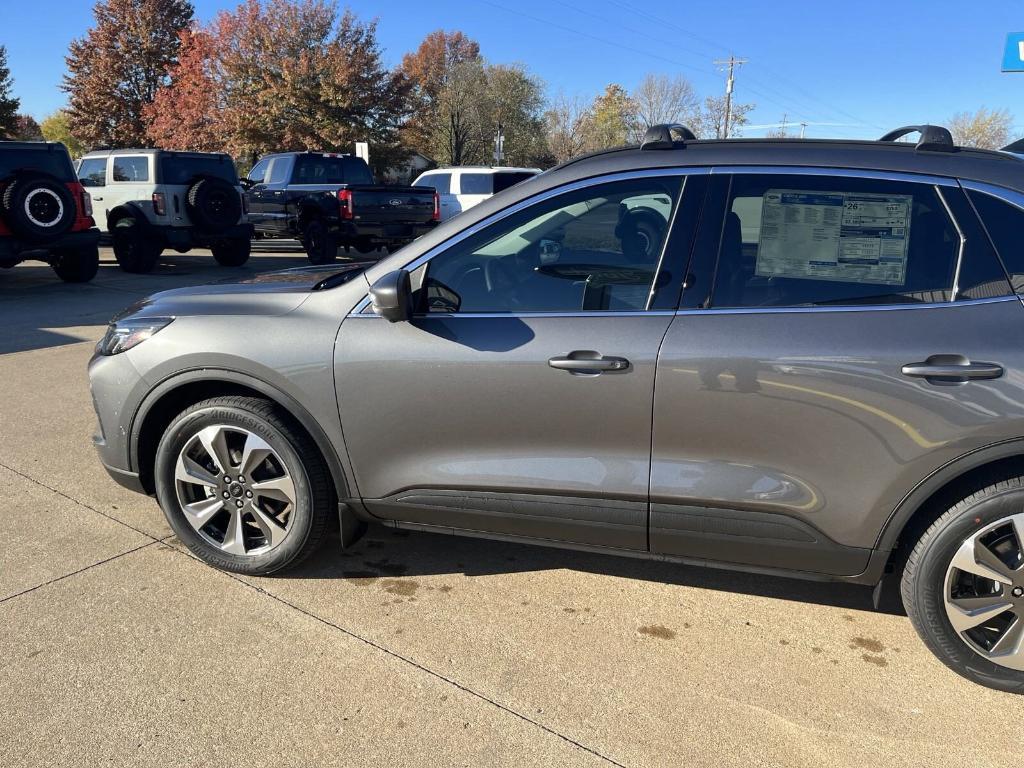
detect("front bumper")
(0, 227), (100, 263)
(88, 347), (151, 495)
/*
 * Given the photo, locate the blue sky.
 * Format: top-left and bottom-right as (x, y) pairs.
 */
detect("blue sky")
(3, 0), (1023, 139)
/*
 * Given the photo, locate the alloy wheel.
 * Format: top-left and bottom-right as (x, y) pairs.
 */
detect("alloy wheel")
(174, 425), (297, 556)
(944, 513), (1024, 670)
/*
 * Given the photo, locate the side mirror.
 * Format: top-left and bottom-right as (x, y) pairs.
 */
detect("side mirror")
(369, 269), (412, 322)
(239, 177), (255, 190)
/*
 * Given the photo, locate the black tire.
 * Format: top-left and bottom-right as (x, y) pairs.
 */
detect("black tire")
(111, 215), (162, 273)
(50, 244), (100, 283)
(901, 476), (1024, 693)
(154, 396), (332, 576)
(353, 239), (376, 255)
(0, 172), (77, 241)
(302, 219), (337, 265)
(211, 236), (251, 267)
(186, 176), (242, 233)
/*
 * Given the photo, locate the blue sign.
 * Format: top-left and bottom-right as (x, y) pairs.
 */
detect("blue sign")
(1002, 33), (1024, 72)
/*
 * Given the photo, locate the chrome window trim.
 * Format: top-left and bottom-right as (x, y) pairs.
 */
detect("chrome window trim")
(935, 185), (966, 300)
(710, 165), (959, 187)
(349, 168), (707, 316)
(346, 310), (678, 320)
(673, 295), (1017, 316)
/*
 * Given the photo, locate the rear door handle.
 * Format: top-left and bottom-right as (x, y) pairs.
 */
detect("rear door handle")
(92, 196), (103, 201)
(902, 354), (1003, 382)
(548, 352), (629, 374)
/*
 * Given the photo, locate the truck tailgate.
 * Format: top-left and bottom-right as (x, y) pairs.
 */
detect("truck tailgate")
(349, 185), (435, 224)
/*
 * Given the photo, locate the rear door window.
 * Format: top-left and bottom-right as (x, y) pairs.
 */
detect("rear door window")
(77, 157), (107, 187)
(458, 173), (492, 195)
(159, 154), (237, 184)
(112, 156), (149, 183)
(417, 173), (450, 194)
(710, 174), (1008, 307)
(493, 171), (536, 193)
(291, 155), (373, 185)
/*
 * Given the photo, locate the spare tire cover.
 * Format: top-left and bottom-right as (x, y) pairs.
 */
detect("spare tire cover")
(186, 176), (242, 232)
(1, 172), (77, 241)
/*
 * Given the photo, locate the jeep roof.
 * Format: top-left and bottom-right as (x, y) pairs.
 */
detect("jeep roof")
(0, 141), (77, 179)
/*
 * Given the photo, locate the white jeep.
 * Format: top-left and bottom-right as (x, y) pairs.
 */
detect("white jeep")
(77, 149), (253, 273)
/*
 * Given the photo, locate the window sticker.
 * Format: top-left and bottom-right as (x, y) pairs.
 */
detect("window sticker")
(755, 189), (913, 285)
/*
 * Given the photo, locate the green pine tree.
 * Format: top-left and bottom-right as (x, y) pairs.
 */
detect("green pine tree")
(0, 46), (21, 140)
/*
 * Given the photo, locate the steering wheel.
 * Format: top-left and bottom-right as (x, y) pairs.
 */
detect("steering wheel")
(483, 258), (522, 309)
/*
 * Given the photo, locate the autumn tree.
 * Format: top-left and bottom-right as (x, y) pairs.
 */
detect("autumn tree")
(545, 92), (588, 164)
(630, 74), (698, 141)
(692, 95), (753, 139)
(63, 0), (194, 148)
(949, 107), (1014, 149)
(432, 59), (487, 165)
(482, 64), (548, 166)
(0, 46), (20, 140)
(40, 110), (86, 158)
(13, 115), (43, 141)
(144, 27), (223, 151)
(580, 84), (635, 152)
(401, 29), (480, 157)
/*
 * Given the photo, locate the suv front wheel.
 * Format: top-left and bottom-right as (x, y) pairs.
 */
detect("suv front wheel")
(154, 396), (332, 575)
(111, 215), (162, 273)
(902, 477), (1024, 693)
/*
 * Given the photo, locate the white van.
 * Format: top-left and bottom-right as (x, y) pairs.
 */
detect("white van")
(412, 166), (541, 221)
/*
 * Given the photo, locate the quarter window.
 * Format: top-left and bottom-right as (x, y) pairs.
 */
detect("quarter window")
(111, 156), (149, 183)
(77, 157), (107, 187)
(969, 190), (1024, 294)
(419, 177), (682, 313)
(712, 175), (976, 308)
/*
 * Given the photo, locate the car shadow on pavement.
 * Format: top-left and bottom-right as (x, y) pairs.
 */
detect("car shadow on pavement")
(283, 523), (903, 615)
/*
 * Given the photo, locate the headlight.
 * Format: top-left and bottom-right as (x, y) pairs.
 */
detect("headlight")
(96, 317), (174, 356)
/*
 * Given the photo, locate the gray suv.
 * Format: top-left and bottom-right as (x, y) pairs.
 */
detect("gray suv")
(89, 124), (1024, 692)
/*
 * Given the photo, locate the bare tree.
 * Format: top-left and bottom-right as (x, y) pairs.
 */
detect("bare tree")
(432, 59), (487, 165)
(545, 92), (589, 163)
(630, 73), (698, 141)
(691, 95), (754, 139)
(949, 107), (1014, 149)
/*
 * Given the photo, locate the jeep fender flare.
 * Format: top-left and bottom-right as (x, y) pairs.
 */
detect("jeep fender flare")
(106, 202), (152, 234)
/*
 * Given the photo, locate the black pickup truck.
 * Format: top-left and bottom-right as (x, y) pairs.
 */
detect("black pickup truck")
(242, 152), (439, 263)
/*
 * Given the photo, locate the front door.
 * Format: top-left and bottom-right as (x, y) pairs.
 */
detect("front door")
(335, 173), (706, 549)
(650, 169), (1024, 576)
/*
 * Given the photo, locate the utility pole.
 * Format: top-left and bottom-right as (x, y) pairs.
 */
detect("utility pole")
(713, 55), (748, 138)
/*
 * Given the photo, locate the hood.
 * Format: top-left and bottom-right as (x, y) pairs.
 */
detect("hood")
(112, 262), (372, 321)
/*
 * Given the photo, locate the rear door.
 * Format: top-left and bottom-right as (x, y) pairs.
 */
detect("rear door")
(650, 168), (1024, 576)
(455, 171), (493, 213)
(105, 154), (152, 222)
(335, 171), (707, 549)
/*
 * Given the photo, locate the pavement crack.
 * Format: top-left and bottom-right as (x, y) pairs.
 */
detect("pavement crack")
(0, 541), (159, 605)
(0, 460), (160, 542)
(168, 544), (628, 767)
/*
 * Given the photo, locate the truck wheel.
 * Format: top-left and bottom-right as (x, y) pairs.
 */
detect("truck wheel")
(353, 239), (376, 254)
(303, 220), (337, 265)
(1, 172), (77, 241)
(902, 476), (1024, 693)
(211, 236), (251, 267)
(50, 244), (100, 283)
(153, 396), (332, 576)
(111, 216), (161, 273)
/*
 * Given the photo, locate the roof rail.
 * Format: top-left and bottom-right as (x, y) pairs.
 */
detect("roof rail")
(878, 125), (955, 152)
(641, 123), (697, 150)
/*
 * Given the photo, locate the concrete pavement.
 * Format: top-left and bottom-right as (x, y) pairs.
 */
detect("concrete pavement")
(1, 249), (1021, 767)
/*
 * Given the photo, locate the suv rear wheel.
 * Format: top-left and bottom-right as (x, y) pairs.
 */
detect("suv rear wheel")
(1, 172), (77, 241)
(154, 396), (332, 575)
(111, 215), (162, 273)
(302, 219), (337, 265)
(902, 477), (1024, 693)
(50, 244), (100, 283)
(211, 236), (251, 267)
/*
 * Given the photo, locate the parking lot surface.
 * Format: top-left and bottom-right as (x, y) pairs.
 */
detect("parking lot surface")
(1, 248), (1022, 767)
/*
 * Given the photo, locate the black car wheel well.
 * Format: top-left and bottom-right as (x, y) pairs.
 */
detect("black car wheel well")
(883, 452), (1024, 572)
(133, 377), (349, 507)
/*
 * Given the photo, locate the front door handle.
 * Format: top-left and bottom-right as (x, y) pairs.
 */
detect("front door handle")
(92, 196), (103, 201)
(548, 351), (630, 374)
(902, 354), (1003, 383)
